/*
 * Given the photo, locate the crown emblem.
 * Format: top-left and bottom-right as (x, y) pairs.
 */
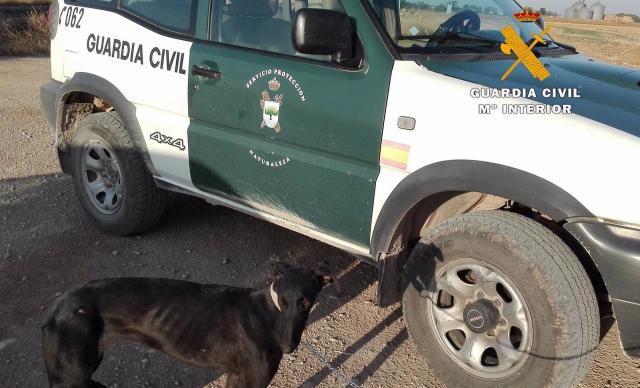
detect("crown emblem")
(514, 7), (541, 22)
(268, 78), (281, 91)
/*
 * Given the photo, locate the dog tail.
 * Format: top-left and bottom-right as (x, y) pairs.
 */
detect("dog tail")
(42, 288), (104, 387)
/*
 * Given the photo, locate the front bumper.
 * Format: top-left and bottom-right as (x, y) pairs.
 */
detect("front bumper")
(565, 220), (640, 359)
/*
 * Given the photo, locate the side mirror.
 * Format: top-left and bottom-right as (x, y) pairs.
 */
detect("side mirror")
(536, 17), (545, 30)
(293, 9), (356, 63)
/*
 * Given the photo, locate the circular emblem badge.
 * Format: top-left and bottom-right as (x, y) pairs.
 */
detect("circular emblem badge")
(466, 309), (485, 330)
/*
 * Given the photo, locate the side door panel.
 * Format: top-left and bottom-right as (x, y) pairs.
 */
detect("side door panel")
(188, 3), (393, 246)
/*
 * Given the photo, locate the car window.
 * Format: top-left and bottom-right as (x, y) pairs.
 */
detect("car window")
(121, 0), (199, 35)
(213, 0), (345, 60)
(367, 0), (555, 52)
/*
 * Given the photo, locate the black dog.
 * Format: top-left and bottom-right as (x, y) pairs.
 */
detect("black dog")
(42, 262), (332, 388)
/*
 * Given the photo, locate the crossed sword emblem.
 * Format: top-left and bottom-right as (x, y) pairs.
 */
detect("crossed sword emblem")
(500, 26), (551, 81)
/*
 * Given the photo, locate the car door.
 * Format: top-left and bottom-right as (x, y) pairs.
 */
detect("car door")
(188, 0), (393, 248)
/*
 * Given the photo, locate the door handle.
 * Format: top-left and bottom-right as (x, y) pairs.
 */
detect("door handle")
(192, 65), (223, 80)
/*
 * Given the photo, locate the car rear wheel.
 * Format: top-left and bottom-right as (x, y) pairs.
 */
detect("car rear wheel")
(403, 211), (599, 387)
(70, 112), (167, 235)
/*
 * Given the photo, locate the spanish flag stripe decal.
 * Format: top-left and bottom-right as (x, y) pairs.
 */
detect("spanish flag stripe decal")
(381, 140), (410, 171)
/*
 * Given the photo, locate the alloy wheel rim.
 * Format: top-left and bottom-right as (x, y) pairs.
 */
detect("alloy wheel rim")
(81, 140), (124, 215)
(426, 258), (532, 379)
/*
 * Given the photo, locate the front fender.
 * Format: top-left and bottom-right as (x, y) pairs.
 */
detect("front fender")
(58, 72), (157, 175)
(371, 160), (592, 258)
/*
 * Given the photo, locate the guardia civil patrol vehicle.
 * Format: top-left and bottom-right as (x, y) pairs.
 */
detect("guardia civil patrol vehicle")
(40, 0), (640, 386)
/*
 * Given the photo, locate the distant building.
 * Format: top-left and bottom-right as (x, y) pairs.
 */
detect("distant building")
(591, 1), (605, 20)
(576, 6), (594, 19)
(564, 0), (585, 19)
(564, 0), (607, 21)
(563, 7), (576, 18)
(446, 0), (457, 15)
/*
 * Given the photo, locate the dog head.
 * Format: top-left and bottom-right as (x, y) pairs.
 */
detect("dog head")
(269, 261), (333, 353)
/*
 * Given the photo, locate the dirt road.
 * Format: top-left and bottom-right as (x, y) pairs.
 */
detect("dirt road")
(0, 57), (638, 387)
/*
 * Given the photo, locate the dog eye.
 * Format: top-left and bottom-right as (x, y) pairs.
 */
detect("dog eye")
(301, 298), (311, 309)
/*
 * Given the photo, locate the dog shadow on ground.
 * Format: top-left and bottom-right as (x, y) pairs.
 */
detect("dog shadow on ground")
(1, 174), (410, 387)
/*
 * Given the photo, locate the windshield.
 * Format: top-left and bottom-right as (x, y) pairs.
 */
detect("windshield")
(367, 0), (557, 53)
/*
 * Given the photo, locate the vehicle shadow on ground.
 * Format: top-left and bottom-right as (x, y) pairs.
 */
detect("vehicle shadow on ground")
(2, 174), (616, 387)
(297, 243), (445, 386)
(0, 173), (394, 387)
(302, 307), (407, 387)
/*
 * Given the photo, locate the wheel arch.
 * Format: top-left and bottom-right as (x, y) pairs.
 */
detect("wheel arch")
(55, 73), (157, 175)
(372, 160), (593, 258)
(373, 160), (607, 307)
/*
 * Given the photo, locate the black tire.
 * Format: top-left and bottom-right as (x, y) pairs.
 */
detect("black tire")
(70, 112), (167, 236)
(403, 211), (599, 388)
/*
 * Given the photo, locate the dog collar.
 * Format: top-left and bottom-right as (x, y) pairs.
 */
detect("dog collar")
(270, 283), (282, 312)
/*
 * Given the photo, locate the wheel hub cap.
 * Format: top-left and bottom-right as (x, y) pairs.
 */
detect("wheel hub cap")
(463, 299), (499, 333)
(427, 259), (532, 379)
(81, 140), (124, 215)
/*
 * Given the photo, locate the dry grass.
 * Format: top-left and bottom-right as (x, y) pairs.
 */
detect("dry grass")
(546, 18), (640, 68)
(0, 9), (49, 56)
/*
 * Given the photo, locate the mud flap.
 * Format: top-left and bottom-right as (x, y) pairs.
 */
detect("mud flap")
(377, 251), (408, 307)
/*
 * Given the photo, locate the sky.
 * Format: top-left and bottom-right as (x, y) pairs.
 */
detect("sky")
(524, 0), (640, 15)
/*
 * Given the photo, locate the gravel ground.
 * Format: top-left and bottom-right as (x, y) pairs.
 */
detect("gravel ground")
(0, 57), (638, 387)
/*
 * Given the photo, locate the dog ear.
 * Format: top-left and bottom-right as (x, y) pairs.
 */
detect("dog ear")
(270, 257), (290, 278)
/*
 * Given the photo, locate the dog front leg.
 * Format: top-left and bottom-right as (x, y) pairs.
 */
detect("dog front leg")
(225, 373), (273, 388)
(225, 373), (244, 388)
(225, 360), (279, 388)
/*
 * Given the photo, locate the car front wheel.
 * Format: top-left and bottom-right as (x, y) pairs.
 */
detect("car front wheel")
(70, 112), (167, 235)
(403, 211), (599, 387)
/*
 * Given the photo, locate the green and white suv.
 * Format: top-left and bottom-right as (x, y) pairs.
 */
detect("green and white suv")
(41, 0), (640, 386)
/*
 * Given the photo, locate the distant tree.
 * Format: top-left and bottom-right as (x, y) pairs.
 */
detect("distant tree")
(402, 0), (430, 10)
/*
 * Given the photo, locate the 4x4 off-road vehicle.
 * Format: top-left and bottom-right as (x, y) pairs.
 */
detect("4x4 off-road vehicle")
(41, 0), (640, 386)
